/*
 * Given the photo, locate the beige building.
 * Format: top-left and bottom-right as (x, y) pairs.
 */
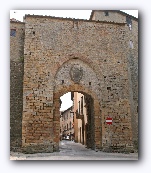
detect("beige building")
(60, 106), (74, 140)
(72, 92), (87, 145)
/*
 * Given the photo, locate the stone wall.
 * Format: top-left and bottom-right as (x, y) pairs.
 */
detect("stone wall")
(20, 15), (135, 152)
(10, 21), (25, 151)
(10, 11), (138, 153)
(90, 10), (126, 23)
(127, 19), (138, 150)
(91, 10), (138, 150)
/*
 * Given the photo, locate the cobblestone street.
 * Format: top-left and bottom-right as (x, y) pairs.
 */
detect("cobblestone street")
(10, 140), (138, 160)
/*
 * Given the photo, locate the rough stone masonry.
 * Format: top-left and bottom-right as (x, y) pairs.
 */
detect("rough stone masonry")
(10, 11), (138, 153)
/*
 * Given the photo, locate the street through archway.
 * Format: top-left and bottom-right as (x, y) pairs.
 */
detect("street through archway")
(10, 140), (138, 160)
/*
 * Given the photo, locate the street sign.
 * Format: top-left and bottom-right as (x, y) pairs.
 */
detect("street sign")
(106, 117), (112, 125)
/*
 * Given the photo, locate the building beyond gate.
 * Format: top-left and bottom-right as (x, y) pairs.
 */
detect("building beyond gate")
(10, 10), (138, 153)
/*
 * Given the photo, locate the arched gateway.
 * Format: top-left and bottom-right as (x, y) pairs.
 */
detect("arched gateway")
(22, 58), (102, 153)
(10, 13), (138, 153)
(53, 58), (102, 151)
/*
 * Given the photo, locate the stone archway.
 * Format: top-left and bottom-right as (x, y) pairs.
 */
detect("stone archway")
(53, 84), (102, 151)
(21, 57), (102, 154)
(52, 58), (103, 151)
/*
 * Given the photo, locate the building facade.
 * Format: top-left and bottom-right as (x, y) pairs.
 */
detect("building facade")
(72, 92), (87, 145)
(60, 106), (74, 140)
(10, 10), (138, 153)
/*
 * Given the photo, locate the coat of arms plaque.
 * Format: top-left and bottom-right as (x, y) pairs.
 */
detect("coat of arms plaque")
(70, 65), (83, 83)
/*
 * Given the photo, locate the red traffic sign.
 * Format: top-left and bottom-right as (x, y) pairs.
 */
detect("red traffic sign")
(106, 117), (112, 125)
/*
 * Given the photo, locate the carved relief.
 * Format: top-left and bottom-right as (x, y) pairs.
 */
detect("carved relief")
(70, 65), (83, 83)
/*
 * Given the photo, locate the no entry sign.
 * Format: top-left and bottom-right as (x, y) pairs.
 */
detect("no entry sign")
(106, 117), (112, 125)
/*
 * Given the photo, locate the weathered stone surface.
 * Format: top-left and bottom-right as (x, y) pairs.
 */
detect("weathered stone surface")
(10, 21), (25, 151)
(10, 11), (138, 153)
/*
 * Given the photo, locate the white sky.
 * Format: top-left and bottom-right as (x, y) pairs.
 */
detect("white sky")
(10, 10), (138, 111)
(10, 10), (138, 22)
(60, 92), (72, 111)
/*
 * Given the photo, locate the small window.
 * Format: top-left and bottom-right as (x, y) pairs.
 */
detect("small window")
(10, 29), (16, 37)
(126, 16), (132, 30)
(129, 40), (133, 49)
(129, 24), (132, 30)
(78, 101), (80, 114)
(81, 96), (83, 115)
(107, 87), (111, 91)
(104, 11), (109, 16)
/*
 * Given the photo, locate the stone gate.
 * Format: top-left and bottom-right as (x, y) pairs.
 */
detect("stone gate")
(10, 11), (138, 153)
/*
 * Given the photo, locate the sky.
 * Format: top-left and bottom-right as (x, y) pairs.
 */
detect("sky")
(10, 10), (138, 22)
(10, 10), (138, 111)
(60, 92), (73, 111)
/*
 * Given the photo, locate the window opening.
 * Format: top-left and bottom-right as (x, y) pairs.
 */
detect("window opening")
(10, 29), (16, 37)
(81, 96), (83, 115)
(107, 87), (111, 91)
(129, 40), (133, 49)
(104, 11), (109, 16)
(129, 24), (132, 30)
(78, 101), (80, 114)
(126, 16), (132, 30)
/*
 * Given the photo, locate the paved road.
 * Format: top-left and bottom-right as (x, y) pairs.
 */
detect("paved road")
(10, 140), (138, 160)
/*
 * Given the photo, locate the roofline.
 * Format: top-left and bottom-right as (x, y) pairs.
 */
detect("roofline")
(61, 106), (73, 115)
(10, 20), (25, 24)
(89, 10), (138, 21)
(24, 14), (126, 25)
